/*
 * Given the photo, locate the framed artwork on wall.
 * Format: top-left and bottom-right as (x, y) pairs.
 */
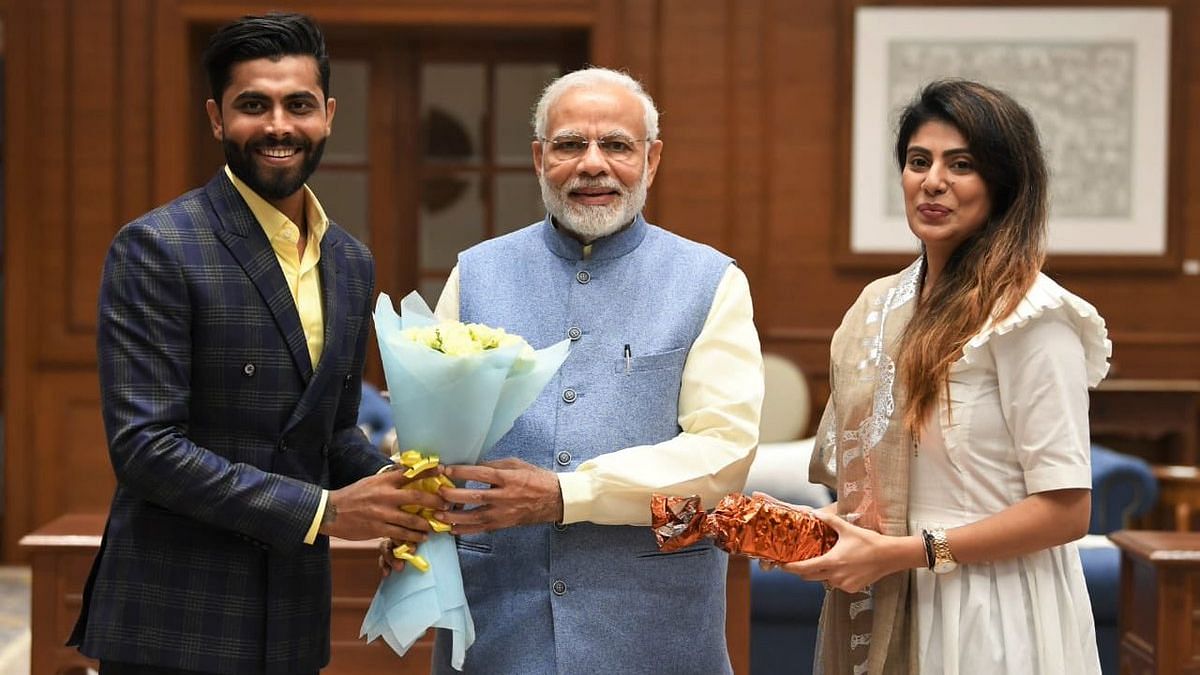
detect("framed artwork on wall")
(838, 3), (1178, 271)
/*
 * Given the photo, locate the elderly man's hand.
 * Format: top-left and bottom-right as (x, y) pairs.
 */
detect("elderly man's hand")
(438, 458), (564, 534)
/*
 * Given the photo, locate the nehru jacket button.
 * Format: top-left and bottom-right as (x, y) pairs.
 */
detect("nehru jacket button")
(567, 327), (582, 341)
(242, 363), (256, 377)
(552, 580), (567, 596)
(556, 451), (572, 466)
(575, 270), (590, 284)
(562, 389), (577, 404)
(553, 522), (568, 532)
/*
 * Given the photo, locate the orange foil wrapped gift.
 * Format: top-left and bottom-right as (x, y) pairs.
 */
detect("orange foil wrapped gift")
(651, 493), (838, 563)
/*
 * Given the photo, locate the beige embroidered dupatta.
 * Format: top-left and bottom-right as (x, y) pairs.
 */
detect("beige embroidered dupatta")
(808, 260), (923, 675)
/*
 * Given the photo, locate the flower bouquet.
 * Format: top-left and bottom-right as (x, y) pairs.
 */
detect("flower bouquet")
(360, 291), (570, 670)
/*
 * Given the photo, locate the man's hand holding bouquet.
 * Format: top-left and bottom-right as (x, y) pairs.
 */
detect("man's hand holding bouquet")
(360, 292), (570, 670)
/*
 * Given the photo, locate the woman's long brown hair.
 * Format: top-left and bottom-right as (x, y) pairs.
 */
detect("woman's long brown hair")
(894, 80), (1048, 435)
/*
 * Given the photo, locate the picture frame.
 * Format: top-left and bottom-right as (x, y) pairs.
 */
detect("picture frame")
(837, 2), (1179, 271)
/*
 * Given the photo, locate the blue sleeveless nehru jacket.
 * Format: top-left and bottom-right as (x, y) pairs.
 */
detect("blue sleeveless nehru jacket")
(432, 214), (735, 674)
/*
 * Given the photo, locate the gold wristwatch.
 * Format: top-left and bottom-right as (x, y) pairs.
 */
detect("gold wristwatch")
(926, 527), (958, 574)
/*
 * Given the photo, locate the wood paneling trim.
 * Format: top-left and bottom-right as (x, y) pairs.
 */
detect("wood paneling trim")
(5, 370), (108, 558)
(173, 0), (597, 26)
(32, 373), (109, 528)
(65, 0), (118, 335)
(654, 0), (729, 247)
(1111, 332), (1200, 347)
(588, 0), (621, 67)
(118, 0), (154, 225)
(33, 0), (156, 369)
(152, 1), (191, 205)
(724, 0), (767, 278)
(37, 0), (73, 362)
(3, 0), (39, 560)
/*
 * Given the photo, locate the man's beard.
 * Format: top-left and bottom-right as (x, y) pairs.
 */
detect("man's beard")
(223, 136), (326, 201)
(540, 166), (649, 243)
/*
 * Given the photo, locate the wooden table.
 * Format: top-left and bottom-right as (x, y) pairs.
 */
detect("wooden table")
(1110, 530), (1200, 674)
(20, 513), (749, 674)
(19, 513), (425, 675)
(1090, 379), (1200, 466)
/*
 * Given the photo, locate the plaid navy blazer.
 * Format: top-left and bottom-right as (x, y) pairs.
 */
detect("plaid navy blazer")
(69, 171), (390, 674)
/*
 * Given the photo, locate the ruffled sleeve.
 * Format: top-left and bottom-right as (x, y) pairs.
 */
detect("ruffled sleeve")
(958, 273), (1111, 388)
(961, 274), (1111, 493)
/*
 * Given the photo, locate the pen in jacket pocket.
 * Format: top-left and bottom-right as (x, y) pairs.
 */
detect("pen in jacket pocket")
(624, 344), (632, 373)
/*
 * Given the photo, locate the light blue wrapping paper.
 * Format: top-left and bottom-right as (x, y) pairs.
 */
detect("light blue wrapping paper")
(360, 291), (570, 669)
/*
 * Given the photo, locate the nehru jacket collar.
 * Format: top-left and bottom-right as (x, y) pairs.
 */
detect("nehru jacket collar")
(540, 213), (649, 262)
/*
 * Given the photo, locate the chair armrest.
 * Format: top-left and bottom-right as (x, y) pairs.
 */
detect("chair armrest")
(1090, 444), (1158, 534)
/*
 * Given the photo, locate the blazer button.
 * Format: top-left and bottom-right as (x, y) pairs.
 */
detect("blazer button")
(321, 443), (330, 458)
(556, 451), (572, 466)
(551, 579), (567, 596)
(278, 440), (289, 453)
(575, 270), (590, 284)
(562, 389), (577, 404)
(567, 327), (582, 341)
(242, 363), (256, 377)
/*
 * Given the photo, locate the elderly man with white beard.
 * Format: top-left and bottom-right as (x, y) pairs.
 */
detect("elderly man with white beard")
(407, 67), (764, 674)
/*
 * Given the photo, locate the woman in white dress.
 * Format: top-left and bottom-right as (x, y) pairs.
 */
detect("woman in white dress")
(773, 80), (1109, 674)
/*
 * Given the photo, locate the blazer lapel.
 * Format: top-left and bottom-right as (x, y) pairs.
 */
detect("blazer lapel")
(204, 172), (314, 381)
(285, 231), (345, 430)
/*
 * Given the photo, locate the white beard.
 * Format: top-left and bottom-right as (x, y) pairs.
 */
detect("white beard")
(540, 166), (649, 242)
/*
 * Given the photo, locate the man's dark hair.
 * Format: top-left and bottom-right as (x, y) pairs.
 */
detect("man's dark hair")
(201, 12), (330, 104)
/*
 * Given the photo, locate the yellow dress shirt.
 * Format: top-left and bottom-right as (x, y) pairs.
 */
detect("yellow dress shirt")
(225, 166), (330, 544)
(436, 262), (764, 525)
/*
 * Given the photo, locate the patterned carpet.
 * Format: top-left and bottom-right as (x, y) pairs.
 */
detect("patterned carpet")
(0, 566), (30, 675)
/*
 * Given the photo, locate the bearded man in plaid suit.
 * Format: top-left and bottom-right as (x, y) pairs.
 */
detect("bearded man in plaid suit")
(68, 13), (443, 674)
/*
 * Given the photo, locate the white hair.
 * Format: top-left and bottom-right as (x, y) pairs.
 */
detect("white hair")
(532, 67), (660, 141)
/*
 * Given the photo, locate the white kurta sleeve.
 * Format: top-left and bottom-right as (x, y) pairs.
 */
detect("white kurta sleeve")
(434, 266), (462, 322)
(992, 309), (1093, 494)
(557, 265), (764, 525)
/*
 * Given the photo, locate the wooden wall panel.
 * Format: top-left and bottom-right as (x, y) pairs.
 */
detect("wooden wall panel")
(3, 0), (615, 559)
(725, 0), (767, 279)
(36, 0), (122, 363)
(116, 0), (155, 229)
(654, 0), (731, 249)
(4, 0), (156, 558)
(31, 373), (111, 521)
(3, 0), (38, 563)
(36, 0), (74, 360)
(5, 0), (1199, 561)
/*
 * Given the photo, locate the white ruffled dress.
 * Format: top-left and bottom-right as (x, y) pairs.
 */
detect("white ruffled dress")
(908, 273), (1110, 675)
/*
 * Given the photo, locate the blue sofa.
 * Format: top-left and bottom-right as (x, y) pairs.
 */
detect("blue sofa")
(748, 444), (1158, 674)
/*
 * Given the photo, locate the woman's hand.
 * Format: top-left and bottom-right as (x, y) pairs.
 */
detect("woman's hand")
(773, 508), (924, 593)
